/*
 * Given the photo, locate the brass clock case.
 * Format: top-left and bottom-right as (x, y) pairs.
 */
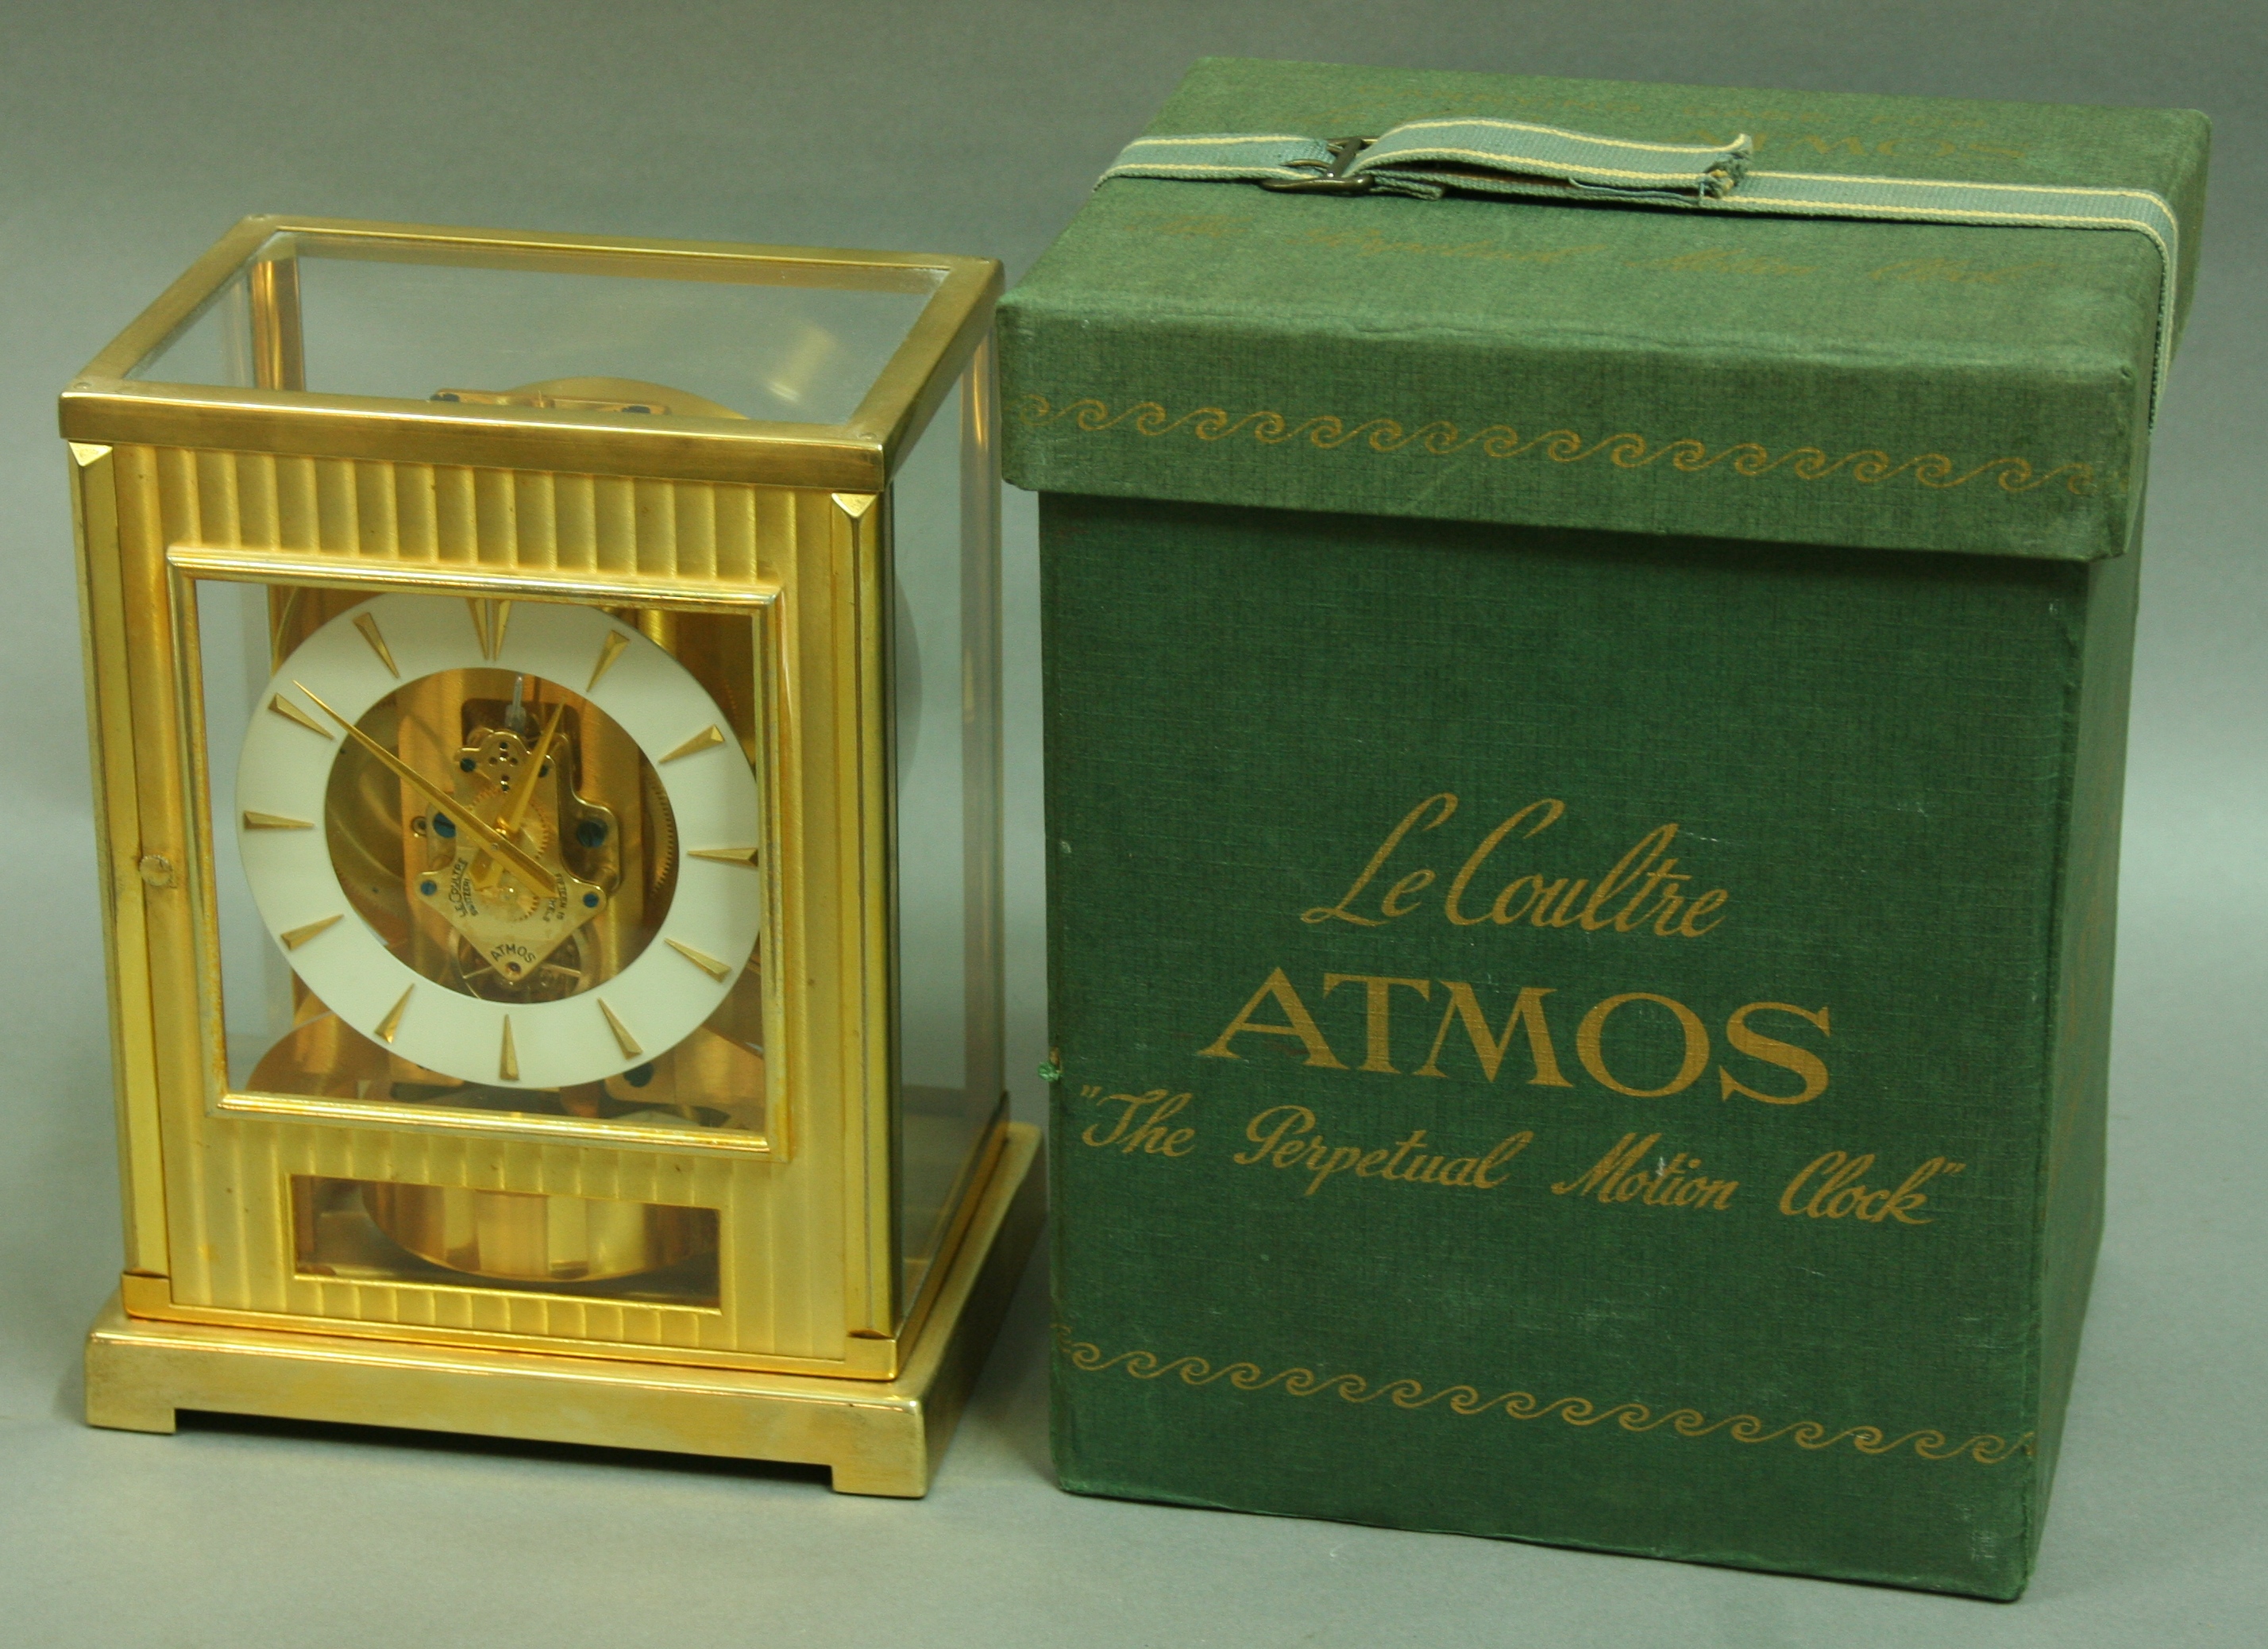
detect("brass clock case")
(65, 218), (1036, 1494)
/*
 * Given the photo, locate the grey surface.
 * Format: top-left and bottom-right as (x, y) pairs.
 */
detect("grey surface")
(2, 3), (2262, 1643)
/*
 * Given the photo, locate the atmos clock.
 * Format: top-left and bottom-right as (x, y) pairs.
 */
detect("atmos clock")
(64, 216), (1037, 1493)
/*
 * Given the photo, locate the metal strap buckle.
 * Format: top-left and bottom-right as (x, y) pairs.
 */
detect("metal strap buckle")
(1260, 136), (1377, 195)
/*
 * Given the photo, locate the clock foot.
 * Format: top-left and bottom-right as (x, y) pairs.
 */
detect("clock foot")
(84, 1306), (181, 1434)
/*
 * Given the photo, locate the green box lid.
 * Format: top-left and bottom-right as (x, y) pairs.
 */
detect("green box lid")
(1000, 58), (2209, 559)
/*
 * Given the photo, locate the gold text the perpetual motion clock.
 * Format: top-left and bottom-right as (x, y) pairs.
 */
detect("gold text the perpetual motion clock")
(64, 217), (1037, 1494)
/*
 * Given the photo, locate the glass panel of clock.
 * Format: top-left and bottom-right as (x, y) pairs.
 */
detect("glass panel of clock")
(889, 363), (1003, 1315)
(131, 229), (941, 427)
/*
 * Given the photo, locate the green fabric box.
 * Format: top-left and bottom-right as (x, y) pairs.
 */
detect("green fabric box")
(999, 57), (2208, 1598)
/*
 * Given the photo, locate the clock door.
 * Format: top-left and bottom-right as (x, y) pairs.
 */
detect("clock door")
(130, 467), (911, 1377)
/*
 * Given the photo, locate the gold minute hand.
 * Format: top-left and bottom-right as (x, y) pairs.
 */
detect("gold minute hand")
(477, 699), (567, 893)
(292, 681), (556, 890)
(500, 699), (566, 845)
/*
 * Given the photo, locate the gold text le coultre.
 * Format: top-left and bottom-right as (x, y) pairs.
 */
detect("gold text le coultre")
(1304, 793), (1731, 937)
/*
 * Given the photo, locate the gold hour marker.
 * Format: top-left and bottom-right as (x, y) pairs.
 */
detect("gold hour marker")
(660, 725), (725, 763)
(597, 998), (643, 1059)
(353, 612), (399, 676)
(468, 598), (512, 661)
(688, 846), (760, 868)
(279, 914), (342, 951)
(499, 1015), (519, 1082)
(241, 811), (314, 831)
(268, 693), (333, 738)
(587, 630), (630, 692)
(665, 938), (732, 982)
(375, 985), (413, 1044)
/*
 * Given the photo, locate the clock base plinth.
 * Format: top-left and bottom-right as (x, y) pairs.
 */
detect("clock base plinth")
(83, 1123), (1042, 1497)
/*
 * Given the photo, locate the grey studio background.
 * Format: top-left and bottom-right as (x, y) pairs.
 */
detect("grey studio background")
(2, 2), (2262, 1644)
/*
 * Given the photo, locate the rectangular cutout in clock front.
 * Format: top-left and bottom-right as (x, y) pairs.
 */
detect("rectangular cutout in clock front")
(291, 1175), (721, 1310)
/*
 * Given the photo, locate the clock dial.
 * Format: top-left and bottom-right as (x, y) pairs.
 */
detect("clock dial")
(234, 593), (765, 1092)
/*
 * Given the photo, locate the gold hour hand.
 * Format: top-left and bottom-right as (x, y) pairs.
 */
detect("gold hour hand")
(291, 680), (556, 890)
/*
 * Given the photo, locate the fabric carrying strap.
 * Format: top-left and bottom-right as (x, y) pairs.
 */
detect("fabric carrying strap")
(1102, 120), (2181, 424)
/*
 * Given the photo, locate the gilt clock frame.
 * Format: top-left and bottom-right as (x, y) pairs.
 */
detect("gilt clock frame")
(64, 217), (1036, 1493)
